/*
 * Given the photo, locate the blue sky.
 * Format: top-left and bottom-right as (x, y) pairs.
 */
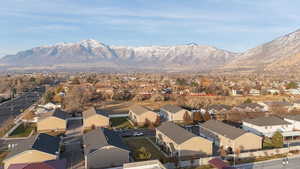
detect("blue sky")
(1, 0), (300, 56)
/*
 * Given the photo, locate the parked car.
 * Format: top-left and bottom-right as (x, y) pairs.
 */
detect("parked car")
(132, 132), (143, 137)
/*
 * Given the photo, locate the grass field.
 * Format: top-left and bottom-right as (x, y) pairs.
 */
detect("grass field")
(123, 137), (170, 163)
(110, 117), (133, 129)
(9, 123), (35, 138)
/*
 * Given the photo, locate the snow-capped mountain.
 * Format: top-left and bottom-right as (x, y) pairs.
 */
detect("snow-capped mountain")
(223, 29), (300, 73)
(0, 40), (237, 71)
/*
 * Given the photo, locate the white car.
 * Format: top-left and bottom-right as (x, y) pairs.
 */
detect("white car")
(132, 132), (144, 137)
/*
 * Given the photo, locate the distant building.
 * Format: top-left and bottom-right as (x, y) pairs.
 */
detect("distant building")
(233, 103), (265, 112)
(82, 107), (110, 130)
(128, 105), (158, 126)
(160, 104), (192, 122)
(206, 104), (232, 120)
(83, 128), (130, 169)
(3, 134), (61, 169)
(286, 89), (300, 95)
(156, 122), (212, 157)
(249, 89), (260, 96)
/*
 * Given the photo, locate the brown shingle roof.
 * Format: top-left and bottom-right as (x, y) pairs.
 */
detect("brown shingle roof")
(201, 120), (247, 140)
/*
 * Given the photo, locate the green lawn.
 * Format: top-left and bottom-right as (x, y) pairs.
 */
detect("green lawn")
(123, 137), (170, 163)
(110, 117), (133, 129)
(9, 123), (35, 138)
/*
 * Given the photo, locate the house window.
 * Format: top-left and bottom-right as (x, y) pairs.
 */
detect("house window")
(265, 126), (268, 129)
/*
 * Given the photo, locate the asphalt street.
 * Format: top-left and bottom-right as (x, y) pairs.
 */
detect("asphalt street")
(0, 86), (44, 124)
(235, 156), (300, 169)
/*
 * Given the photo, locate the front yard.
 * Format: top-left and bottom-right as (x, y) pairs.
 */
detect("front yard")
(8, 123), (35, 138)
(110, 117), (133, 129)
(123, 137), (170, 163)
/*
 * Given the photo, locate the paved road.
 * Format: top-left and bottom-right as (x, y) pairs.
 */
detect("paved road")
(235, 156), (300, 169)
(115, 128), (155, 137)
(0, 86), (44, 123)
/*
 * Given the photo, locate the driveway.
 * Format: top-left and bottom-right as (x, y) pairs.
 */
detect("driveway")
(61, 119), (84, 169)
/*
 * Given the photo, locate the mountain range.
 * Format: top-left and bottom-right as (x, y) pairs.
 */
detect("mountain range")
(2, 29), (300, 73)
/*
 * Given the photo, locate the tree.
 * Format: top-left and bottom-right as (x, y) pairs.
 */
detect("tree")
(244, 98), (252, 104)
(137, 147), (151, 160)
(183, 111), (192, 124)
(263, 137), (273, 149)
(271, 131), (284, 148)
(203, 111), (211, 121)
(193, 111), (203, 123)
(154, 116), (161, 126)
(286, 81), (298, 89)
(219, 146), (227, 158)
(44, 90), (54, 103)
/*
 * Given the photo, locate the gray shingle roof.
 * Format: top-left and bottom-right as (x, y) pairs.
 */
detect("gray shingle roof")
(129, 105), (153, 115)
(207, 104), (232, 111)
(201, 120), (247, 140)
(243, 116), (291, 126)
(236, 103), (263, 109)
(285, 114), (300, 122)
(160, 104), (184, 114)
(83, 128), (128, 155)
(157, 122), (196, 144)
(4, 133), (60, 161)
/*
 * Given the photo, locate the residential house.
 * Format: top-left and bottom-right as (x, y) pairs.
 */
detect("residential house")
(7, 159), (66, 169)
(266, 89), (280, 95)
(258, 101), (293, 112)
(284, 115), (300, 130)
(249, 89), (260, 96)
(206, 104), (232, 120)
(128, 105), (158, 126)
(160, 104), (192, 122)
(37, 109), (68, 133)
(286, 88), (300, 95)
(233, 103), (265, 112)
(3, 133), (61, 169)
(123, 160), (166, 169)
(83, 128), (130, 169)
(156, 122), (212, 157)
(82, 107), (110, 130)
(242, 116), (300, 142)
(200, 120), (262, 152)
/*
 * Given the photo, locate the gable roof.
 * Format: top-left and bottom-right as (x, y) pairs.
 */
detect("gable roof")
(82, 107), (108, 119)
(39, 109), (67, 120)
(207, 104), (232, 111)
(243, 116), (291, 126)
(157, 122), (197, 144)
(8, 159), (67, 169)
(4, 133), (60, 161)
(236, 103), (263, 109)
(83, 128), (128, 155)
(129, 105), (153, 115)
(160, 104), (184, 114)
(285, 114), (300, 122)
(201, 120), (247, 140)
